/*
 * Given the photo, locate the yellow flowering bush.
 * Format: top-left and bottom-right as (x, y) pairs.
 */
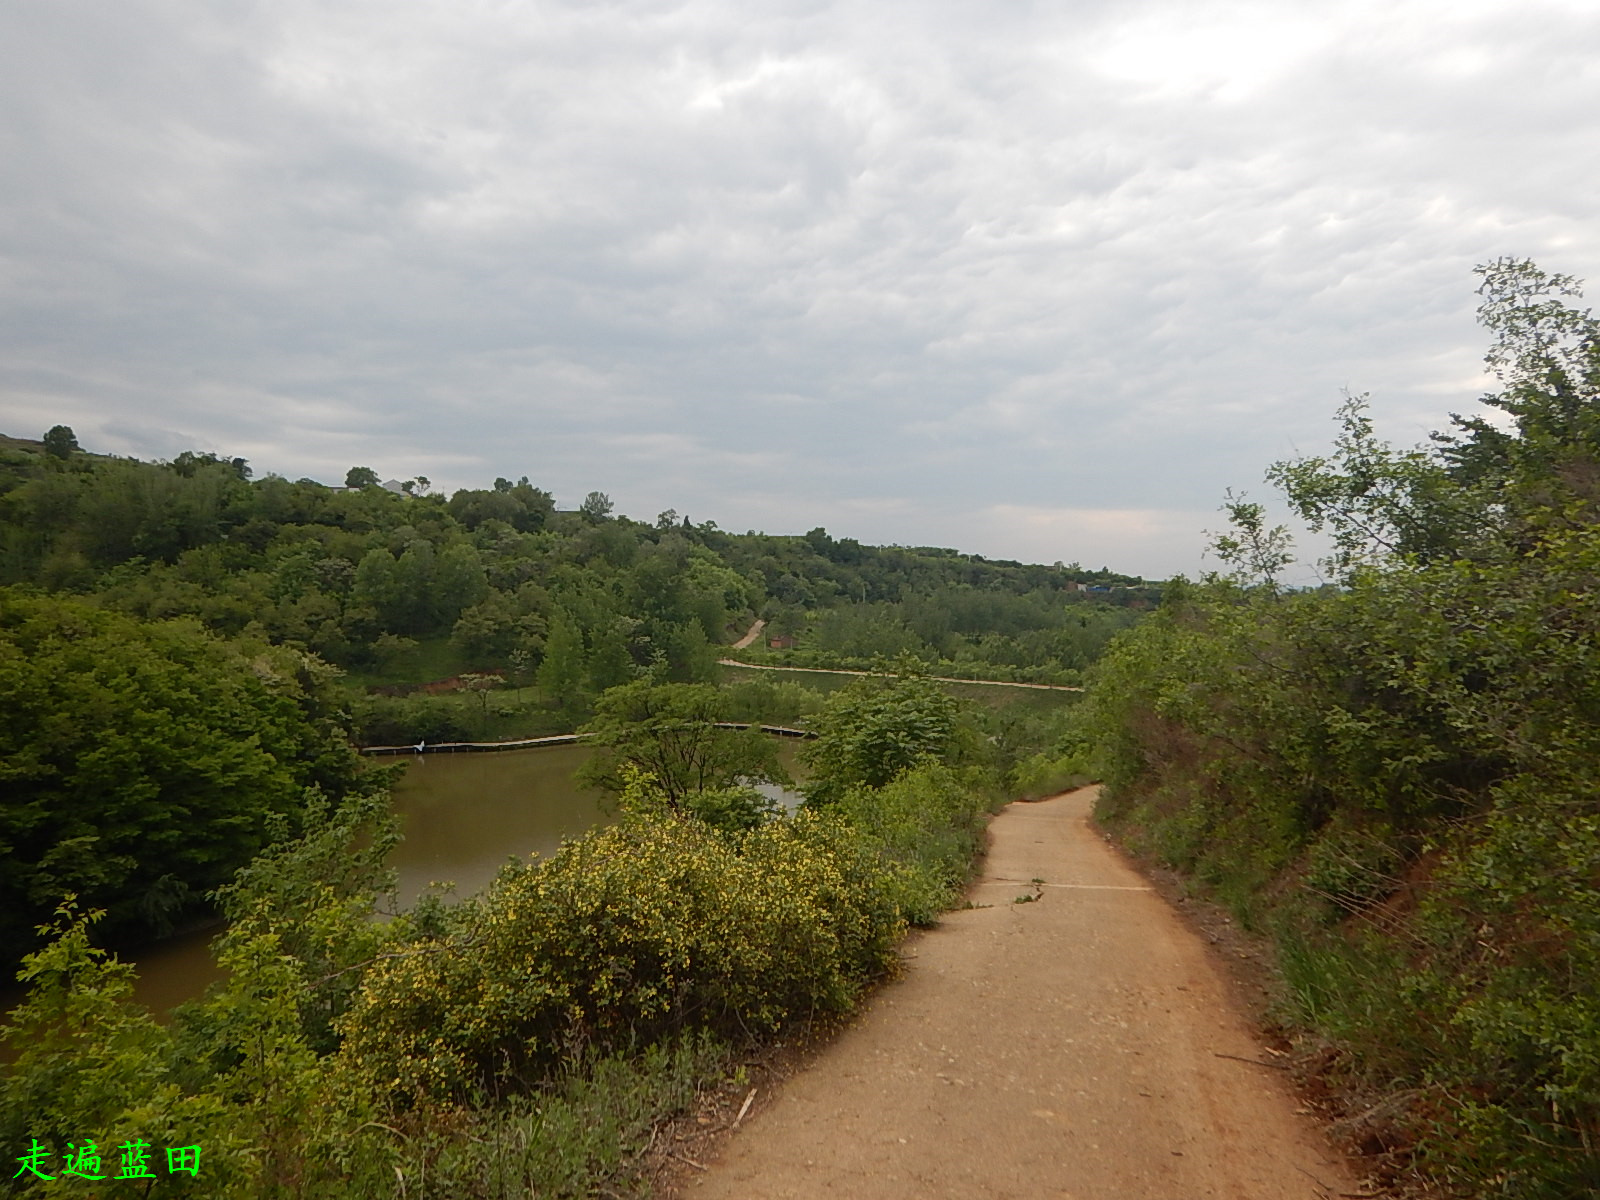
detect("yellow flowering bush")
(339, 809), (904, 1104)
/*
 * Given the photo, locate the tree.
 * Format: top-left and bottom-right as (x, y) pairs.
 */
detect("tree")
(0, 590), (372, 964)
(579, 491), (614, 523)
(1205, 489), (1294, 589)
(537, 609), (588, 718)
(1265, 392), (1480, 580)
(448, 482), (554, 533)
(1432, 257), (1600, 539)
(586, 619), (636, 692)
(451, 592), (518, 662)
(577, 679), (787, 809)
(42, 425), (79, 459)
(801, 673), (964, 806)
(345, 466), (379, 489)
(1267, 261), (1600, 578)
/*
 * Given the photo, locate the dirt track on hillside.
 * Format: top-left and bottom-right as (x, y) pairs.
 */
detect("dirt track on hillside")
(729, 619), (766, 650)
(673, 788), (1363, 1200)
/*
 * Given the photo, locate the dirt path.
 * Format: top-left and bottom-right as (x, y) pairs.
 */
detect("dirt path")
(676, 788), (1361, 1200)
(730, 619), (767, 650)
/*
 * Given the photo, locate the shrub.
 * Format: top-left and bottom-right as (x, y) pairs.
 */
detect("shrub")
(338, 809), (904, 1104)
(834, 762), (995, 926)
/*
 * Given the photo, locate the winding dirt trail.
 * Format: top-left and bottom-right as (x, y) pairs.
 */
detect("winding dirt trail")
(676, 788), (1361, 1200)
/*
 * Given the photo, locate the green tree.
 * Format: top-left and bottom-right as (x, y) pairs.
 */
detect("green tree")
(1266, 392), (1480, 579)
(0, 590), (371, 964)
(538, 609), (588, 718)
(586, 619), (636, 692)
(579, 491), (614, 523)
(656, 618), (719, 683)
(577, 679), (787, 809)
(801, 673), (963, 806)
(429, 541), (489, 628)
(42, 425), (79, 459)
(1205, 489), (1294, 589)
(451, 591), (518, 662)
(344, 466), (379, 489)
(352, 546), (406, 630)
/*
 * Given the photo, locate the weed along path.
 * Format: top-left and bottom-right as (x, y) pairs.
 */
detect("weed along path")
(675, 787), (1361, 1200)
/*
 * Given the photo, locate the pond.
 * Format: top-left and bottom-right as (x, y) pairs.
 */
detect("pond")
(95, 739), (806, 1017)
(387, 743), (608, 906)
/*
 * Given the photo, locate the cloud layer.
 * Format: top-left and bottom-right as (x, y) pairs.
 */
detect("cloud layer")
(4, 0), (1598, 578)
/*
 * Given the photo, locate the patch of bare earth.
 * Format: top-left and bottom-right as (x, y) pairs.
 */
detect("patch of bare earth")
(655, 787), (1382, 1200)
(728, 619), (766, 650)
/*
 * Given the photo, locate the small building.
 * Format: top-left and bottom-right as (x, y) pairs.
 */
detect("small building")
(768, 635), (797, 650)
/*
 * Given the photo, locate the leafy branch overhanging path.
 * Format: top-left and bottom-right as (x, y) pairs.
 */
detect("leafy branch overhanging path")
(676, 788), (1362, 1200)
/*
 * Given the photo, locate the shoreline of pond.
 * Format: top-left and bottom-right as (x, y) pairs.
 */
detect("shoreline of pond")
(3, 738), (808, 1028)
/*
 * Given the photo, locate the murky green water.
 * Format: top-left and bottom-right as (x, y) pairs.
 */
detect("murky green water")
(387, 744), (608, 905)
(71, 739), (804, 1017)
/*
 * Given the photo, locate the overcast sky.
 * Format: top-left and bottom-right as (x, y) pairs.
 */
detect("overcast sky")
(4, 0), (1598, 580)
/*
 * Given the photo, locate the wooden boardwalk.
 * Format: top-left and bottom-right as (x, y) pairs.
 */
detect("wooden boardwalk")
(360, 722), (814, 756)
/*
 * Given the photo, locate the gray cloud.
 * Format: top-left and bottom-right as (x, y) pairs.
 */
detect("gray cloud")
(3, 0), (1598, 578)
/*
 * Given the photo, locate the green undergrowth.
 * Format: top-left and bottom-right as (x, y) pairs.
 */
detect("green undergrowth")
(1079, 254), (1600, 1195)
(1087, 580), (1600, 1198)
(2, 681), (1002, 1198)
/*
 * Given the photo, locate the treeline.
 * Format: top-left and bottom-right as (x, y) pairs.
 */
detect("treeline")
(0, 438), (1150, 711)
(1082, 261), (1600, 1199)
(743, 588), (1144, 682)
(2, 676), (1004, 1198)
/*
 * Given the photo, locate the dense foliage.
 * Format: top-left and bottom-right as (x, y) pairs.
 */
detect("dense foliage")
(575, 679), (788, 810)
(1084, 260), (1600, 1198)
(342, 802), (904, 1106)
(799, 671), (966, 805)
(0, 590), (374, 963)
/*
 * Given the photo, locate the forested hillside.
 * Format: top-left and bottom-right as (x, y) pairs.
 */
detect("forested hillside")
(1084, 260), (1600, 1198)
(0, 438), (1149, 696)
